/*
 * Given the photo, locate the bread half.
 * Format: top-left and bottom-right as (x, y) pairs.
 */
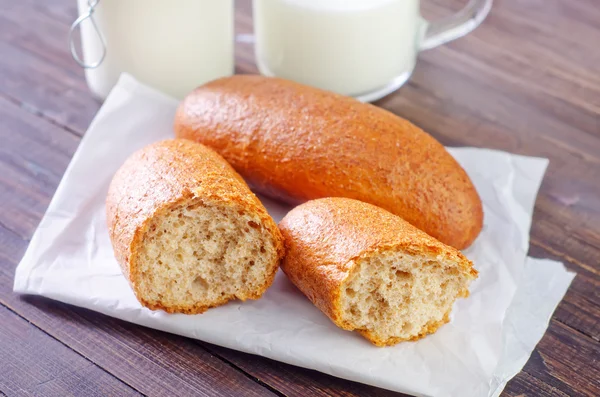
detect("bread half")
(278, 198), (478, 346)
(106, 139), (284, 314)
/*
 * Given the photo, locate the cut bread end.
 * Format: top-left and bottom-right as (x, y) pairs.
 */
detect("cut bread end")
(131, 199), (280, 314)
(338, 249), (475, 346)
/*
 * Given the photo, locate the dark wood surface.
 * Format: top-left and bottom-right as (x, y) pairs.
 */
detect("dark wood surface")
(1, 0), (599, 396)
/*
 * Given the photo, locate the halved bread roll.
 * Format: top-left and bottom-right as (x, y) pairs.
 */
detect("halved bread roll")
(278, 198), (478, 346)
(106, 139), (284, 314)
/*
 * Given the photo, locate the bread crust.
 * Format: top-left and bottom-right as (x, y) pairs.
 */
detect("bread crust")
(174, 75), (483, 249)
(278, 198), (477, 346)
(106, 139), (285, 313)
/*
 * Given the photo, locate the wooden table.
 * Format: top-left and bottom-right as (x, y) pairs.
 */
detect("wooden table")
(1, 0), (598, 396)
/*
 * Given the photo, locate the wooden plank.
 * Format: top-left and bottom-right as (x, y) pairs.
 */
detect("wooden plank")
(530, 239), (600, 321)
(0, 95), (79, 238)
(22, 0), (78, 25)
(0, 305), (141, 397)
(520, 320), (600, 397)
(530, 226), (600, 308)
(504, 371), (572, 397)
(0, 0), (98, 135)
(554, 291), (600, 342)
(433, 0), (600, 76)
(203, 343), (405, 397)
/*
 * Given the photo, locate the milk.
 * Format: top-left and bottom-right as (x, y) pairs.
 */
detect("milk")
(77, 0), (234, 100)
(253, 0), (421, 97)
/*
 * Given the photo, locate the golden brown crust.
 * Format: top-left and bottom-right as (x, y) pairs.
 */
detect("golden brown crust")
(174, 75), (483, 250)
(106, 139), (285, 313)
(278, 197), (477, 346)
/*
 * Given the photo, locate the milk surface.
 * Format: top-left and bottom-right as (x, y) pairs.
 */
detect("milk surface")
(77, 0), (234, 99)
(253, 0), (421, 96)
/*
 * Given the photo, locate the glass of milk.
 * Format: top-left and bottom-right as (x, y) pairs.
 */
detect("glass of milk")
(253, 0), (493, 101)
(72, 0), (234, 100)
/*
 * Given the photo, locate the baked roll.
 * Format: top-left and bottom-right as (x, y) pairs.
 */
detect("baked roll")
(106, 139), (284, 314)
(278, 197), (477, 346)
(174, 75), (483, 249)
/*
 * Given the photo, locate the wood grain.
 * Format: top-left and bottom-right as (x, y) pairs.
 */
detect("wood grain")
(204, 343), (403, 397)
(525, 321), (600, 396)
(0, 305), (140, 397)
(0, 0), (97, 135)
(0, 95), (78, 239)
(0, 0), (599, 396)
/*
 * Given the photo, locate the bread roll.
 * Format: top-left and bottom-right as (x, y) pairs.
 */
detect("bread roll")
(174, 75), (483, 249)
(278, 197), (477, 346)
(106, 139), (284, 314)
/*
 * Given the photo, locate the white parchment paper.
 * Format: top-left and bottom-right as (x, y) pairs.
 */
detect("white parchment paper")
(14, 75), (575, 397)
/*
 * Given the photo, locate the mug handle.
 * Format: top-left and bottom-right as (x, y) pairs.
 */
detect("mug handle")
(419, 0), (493, 51)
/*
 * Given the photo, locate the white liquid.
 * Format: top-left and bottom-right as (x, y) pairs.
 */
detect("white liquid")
(77, 0), (234, 100)
(254, 0), (421, 97)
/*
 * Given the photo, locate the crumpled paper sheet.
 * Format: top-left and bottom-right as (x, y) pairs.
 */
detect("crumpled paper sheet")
(14, 74), (575, 397)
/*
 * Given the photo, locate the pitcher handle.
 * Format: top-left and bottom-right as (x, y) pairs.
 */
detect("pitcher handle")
(69, 0), (106, 69)
(420, 0), (493, 51)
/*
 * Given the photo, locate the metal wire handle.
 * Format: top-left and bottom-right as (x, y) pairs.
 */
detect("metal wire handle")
(69, 0), (106, 69)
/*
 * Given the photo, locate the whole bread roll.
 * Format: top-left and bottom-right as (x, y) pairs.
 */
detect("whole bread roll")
(278, 197), (478, 346)
(106, 139), (284, 314)
(174, 75), (483, 249)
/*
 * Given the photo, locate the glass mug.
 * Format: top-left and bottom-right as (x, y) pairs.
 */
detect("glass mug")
(253, 0), (493, 101)
(71, 0), (234, 100)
